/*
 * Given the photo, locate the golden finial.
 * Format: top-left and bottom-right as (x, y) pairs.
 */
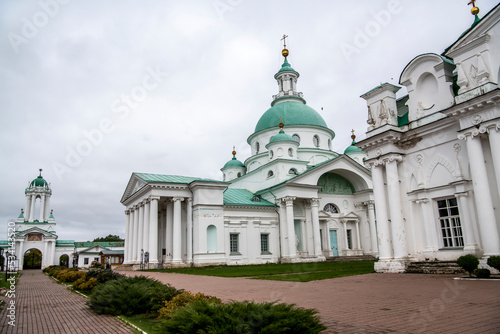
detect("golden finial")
(279, 117), (284, 130)
(281, 34), (289, 58)
(232, 146), (236, 158)
(468, 0), (479, 15)
(39, 168), (42, 176)
(21, 209), (24, 213)
(351, 129), (356, 141)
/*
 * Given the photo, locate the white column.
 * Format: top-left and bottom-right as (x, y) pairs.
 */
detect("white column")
(366, 201), (378, 256)
(124, 210), (131, 263)
(166, 203), (173, 257)
(278, 202), (288, 257)
(385, 156), (408, 259)
(18, 241), (24, 270)
(43, 241), (48, 268)
(415, 199), (438, 254)
(172, 197), (184, 263)
(149, 197), (159, 265)
(50, 241), (56, 266)
(39, 194), (45, 222)
(310, 199), (322, 256)
(370, 162), (393, 260)
(137, 203), (144, 262)
(29, 194), (36, 222)
(186, 198), (193, 263)
(455, 192), (478, 253)
(355, 221), (361, 250)
(143, 200), (150, 255)
(487, 124), (500, 198)
(132, 207), (139, 262)
(127, 208), (135, 263)
(44, 195), (51, 221)
(342, 220), (349, 250)
(24, 196), (31, 220)
(283, 197), (296, 258)
(463, 133), (500, 255)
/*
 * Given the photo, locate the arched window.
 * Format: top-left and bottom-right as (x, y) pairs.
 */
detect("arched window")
(207, 225), (217, 252)
(289, 168), (298, 175)
(288, 148), (293, 157)
(269, 150), (274, 159)
(293, 134), (300, 143)
(323, 203), (339, 214)
(313, 135), (320, 147)
(256, 142), (260, 154)
(267, 170), (274, 178)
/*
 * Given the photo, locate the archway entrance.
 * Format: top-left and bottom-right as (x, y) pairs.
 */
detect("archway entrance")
(59, 254), (69, 267)
(24, 248), (42, 269)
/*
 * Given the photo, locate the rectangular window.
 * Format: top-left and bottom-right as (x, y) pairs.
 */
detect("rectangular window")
(230, 233), (239, 254)
(261, 234), (270, 254)
(438, 198), (463, 248)
(84, 258), (89, 265)
(346, 229), (352, 250)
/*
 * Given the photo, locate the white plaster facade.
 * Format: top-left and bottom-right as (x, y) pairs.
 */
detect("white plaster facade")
(121, 51), (376, 268)
(358, 6), (500, 272)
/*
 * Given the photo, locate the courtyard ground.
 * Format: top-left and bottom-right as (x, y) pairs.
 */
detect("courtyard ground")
(122, 270), (500, 334)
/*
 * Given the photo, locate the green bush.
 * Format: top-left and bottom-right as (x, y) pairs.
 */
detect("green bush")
(73, 277), (99, 292)
(456, 254), (479, 277)
(158, 300), (327, 333)
(85, 269), (123, 284)
(43, 265), (67, 277)
(87, 276), (183, 316)
(474, 269), (491, 278)
(486, 256), (500, 272)
(55, 269), (86, 283)
(157, 291), (221, 319)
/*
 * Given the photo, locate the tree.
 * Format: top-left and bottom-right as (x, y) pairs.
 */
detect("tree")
(93, 234), (124, 242)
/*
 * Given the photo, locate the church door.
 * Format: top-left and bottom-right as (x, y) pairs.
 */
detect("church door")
(294, 220), (302, 252)
(329, 230), (338, 256)
(23, 248), (42, 269)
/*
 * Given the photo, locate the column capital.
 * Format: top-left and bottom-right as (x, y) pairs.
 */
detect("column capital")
(354, 202), (365, 211)
(363, 200), (375, 209)
(186, 197), (193, 203)
(171, 197), (185, 203)
(340, 219), (348, 224)
(454, 191), (469, 198)
(125, 209), (131, 215)
(458, 126), (487, 140)
(383, 154), (403, 165)
(485, 121), (500, 133)
(149, 196), (161, 201)
(282, 196), (296, 206)
(309, 198), (320, 207)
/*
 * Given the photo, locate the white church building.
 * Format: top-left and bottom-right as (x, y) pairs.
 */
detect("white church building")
(357, 3), (500, 272)
(2, 170), (124, 270)
(121, 44), (377, 268)
(122, 4), (500, 272)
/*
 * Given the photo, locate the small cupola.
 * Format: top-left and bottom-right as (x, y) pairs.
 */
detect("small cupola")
(265, 121), (299, 161)
(221, 147), (246, 182)
(343, 130), (366, 164)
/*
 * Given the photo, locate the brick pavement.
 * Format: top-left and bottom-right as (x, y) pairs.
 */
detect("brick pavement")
(0, 270), (134, 334)
(122, 271), (500, 334)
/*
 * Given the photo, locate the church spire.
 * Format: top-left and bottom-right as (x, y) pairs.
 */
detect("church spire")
(272, 35), (304, 105)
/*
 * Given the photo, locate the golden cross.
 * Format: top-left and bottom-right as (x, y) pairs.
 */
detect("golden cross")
(351, 129), (355, 136)
(281, 34), (288, 48)
(468, 0), (476, 7)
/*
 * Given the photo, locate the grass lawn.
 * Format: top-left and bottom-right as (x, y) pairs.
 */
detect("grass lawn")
(0, 273), (20, 289)
(146, 260), (375, 282)
(120, 314), (162, 334)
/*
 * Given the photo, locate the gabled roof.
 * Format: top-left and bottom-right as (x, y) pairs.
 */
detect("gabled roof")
(223, 189), (276, 207)
(14, 226), (58, 239)
(74, 241), (124, 248)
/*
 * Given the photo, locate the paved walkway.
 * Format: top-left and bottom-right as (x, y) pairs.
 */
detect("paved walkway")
(0, 270), (134, 334)
(122, 271), (500, 334)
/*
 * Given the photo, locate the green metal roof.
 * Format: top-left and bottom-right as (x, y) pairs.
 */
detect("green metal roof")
(74, 241), (124, 248)
(30, 175), (48, 187)
(223, 157), (245, 168)
(135, 173), (224, 184)
(255, 101), (328, 133)
(277, 58), (297, 73)
(396, 95), (409, 127)
(344, 141), (363, 154)
(224, 189), (275, 207)
(269, 130), (295, 144)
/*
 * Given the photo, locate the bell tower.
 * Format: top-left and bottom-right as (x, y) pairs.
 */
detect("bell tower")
(24, 169), (52, 222)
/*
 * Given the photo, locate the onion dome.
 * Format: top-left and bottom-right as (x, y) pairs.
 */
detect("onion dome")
(344, 130), (363, 154)
(223, 147), (245, 168)
(269, 121), (295, 144)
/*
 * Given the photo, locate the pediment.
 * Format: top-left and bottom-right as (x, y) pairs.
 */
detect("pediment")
(79, 245), (111, 253)
(15, 227), (57, 239)
(340, 211), (360, 221)
(121, 173), (148, 203)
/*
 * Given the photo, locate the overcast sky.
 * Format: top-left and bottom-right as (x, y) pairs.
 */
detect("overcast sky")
(1, 0), (497, 242)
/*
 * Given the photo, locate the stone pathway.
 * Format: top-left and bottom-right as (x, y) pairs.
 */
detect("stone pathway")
(122, 271), (500, 334)
(0, 270), (134, 334)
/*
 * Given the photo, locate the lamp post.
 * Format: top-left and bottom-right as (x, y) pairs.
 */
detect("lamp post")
(73, 247), (79, 269)
(140, 249), (144, 271)
(0, 248), (4, 272)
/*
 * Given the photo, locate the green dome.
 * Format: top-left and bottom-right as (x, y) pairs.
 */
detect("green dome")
(269, 130), (295, 144)
(30, 175), (48, 187)
(277, 58), (296, 73)
(344, 141), (363, 154)
(255, 101), (328, 133)
(223, 157), (245, 168)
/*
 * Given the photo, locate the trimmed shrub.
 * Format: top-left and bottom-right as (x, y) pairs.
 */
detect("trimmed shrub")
(73, 277), (98, 292)
(486, 256), (500, 272)
(55, 269), (86, 283)
(43, 265), (67, 277)
(474, 269), (491, 278)
(87, 276), (183, 316)
(85, 269), (123, 284)
(158, 300), (327, 333)
(457, 254), (479, 277)
(157, 291), (221, 319)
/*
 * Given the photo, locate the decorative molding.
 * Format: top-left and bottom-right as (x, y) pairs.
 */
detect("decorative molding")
(426, 154), (458, 185)
(282, 196), (296, 206)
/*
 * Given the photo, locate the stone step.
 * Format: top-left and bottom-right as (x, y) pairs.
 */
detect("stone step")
(326, 255), (377, 262)
(406, 261), (466, 274)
